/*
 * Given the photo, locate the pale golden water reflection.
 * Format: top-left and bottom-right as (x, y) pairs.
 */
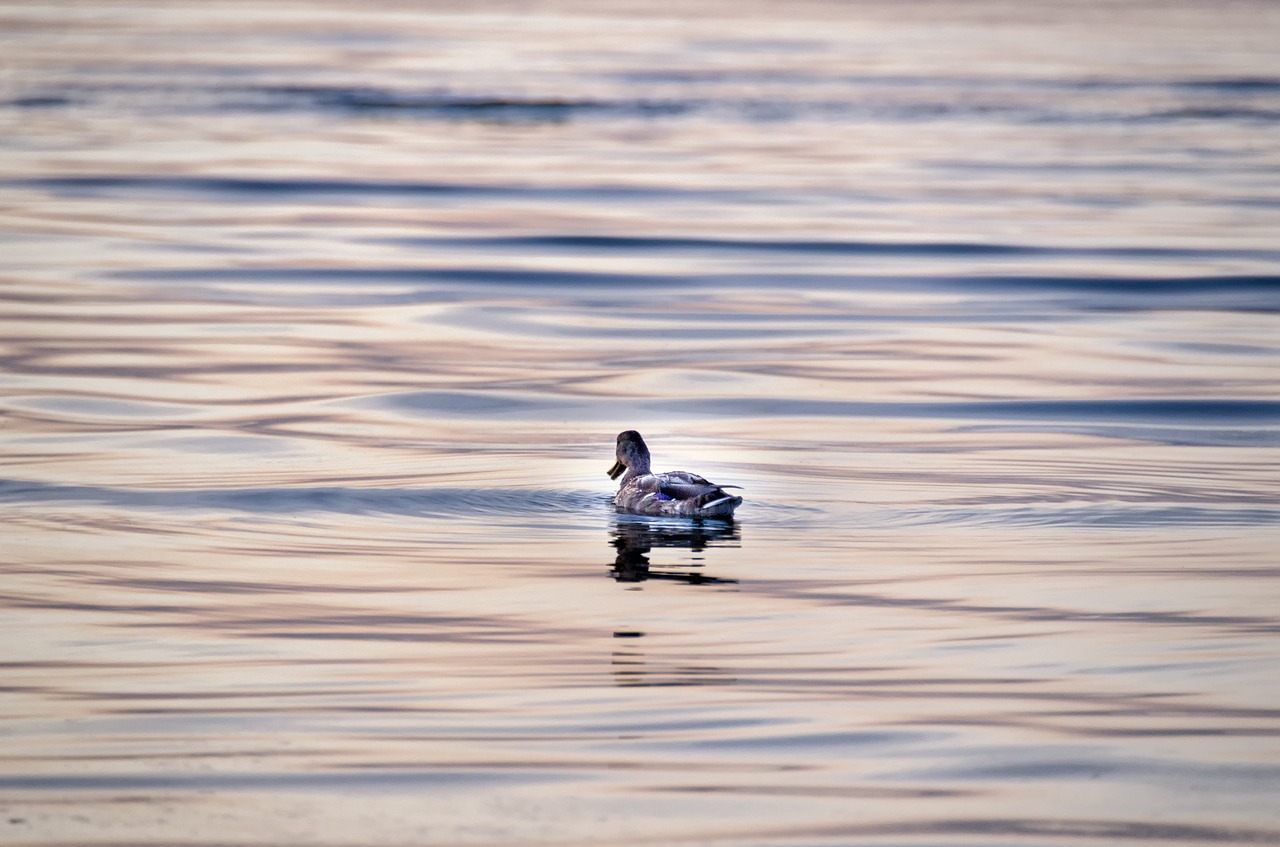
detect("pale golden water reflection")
(3, 0), (1280, 845)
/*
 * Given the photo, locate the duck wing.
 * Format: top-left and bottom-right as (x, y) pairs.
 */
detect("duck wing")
(655, 471), (739, 501)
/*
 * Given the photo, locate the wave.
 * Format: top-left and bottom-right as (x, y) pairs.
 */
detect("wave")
(883, 504), (1280, 530)
(379, 234), (1280, 263)
(99, 262), (1280, 308)
(653, 397), (1280, 426)
(240, 87), (692, 121)
(8, 175), (740, 203)
(355, 392), (1279, 447)
(10, 78), (1280, 127)
(0, 478), (605, 523)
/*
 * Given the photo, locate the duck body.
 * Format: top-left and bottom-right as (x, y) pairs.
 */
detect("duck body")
(608, 430), (742, 519)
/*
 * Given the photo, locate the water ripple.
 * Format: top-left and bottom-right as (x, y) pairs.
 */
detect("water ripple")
(383, 233), (1280, 262)
(8, 175), (746, 203)
(0, 479), (602, 523)
(100, 264), (1280, 310)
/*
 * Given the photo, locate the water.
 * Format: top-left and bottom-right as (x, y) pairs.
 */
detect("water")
(2, 1), (1279, 844)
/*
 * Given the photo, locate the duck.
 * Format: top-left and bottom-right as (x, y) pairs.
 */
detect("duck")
(607, 430), (743, 519)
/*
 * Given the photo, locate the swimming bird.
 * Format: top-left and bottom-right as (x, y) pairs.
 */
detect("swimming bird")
(607, 430), (742, 519)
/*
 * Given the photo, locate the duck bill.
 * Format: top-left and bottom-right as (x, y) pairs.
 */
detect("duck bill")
(607, 459), (626, 480)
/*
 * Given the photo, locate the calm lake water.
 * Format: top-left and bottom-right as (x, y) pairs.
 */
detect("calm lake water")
(3, 1), (1280, 845)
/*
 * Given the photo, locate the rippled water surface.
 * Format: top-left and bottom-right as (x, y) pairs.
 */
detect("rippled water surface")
(3, 1), (1280, 845)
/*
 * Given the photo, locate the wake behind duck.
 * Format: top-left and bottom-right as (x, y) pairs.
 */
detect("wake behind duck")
(607, 430), (742, 519)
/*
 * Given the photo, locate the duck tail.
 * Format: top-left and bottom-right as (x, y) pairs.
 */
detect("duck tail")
(693, 489), (743, 518)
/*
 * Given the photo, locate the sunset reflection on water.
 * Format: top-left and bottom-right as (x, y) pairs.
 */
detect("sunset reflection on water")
(3, 0), (1280, 844)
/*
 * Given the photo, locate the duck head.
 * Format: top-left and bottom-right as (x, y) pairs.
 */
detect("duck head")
(608, 430), (652, 480)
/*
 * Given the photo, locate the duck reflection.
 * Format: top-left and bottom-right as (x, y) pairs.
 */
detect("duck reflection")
(611, 630), (736, 687)
(608, 517), (739, 585)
